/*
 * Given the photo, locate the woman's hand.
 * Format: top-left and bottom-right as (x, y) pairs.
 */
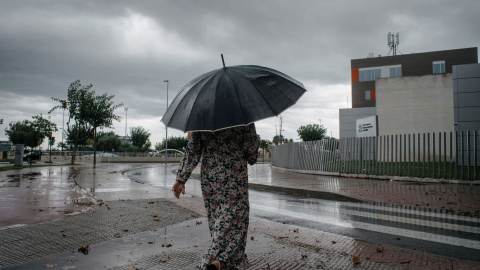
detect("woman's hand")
(172, 181), (185, 199)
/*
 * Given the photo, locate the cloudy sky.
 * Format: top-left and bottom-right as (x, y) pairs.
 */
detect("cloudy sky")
(1, 0), (479, 149)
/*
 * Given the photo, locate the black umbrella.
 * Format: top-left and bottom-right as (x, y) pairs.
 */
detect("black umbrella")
(162, 61), (307, 132)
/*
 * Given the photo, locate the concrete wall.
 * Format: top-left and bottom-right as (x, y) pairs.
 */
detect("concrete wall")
(376, 74), (454, 136)
(339, 107), (376, 138)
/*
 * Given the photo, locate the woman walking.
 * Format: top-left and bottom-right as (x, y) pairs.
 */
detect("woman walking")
(172, 123), (260, 270)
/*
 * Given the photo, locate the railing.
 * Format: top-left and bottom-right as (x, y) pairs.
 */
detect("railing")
(44, 151), (184, 158)
(271, 130), (480, 181)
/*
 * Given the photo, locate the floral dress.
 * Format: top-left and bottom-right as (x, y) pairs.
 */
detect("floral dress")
(176, 123), (260, 269)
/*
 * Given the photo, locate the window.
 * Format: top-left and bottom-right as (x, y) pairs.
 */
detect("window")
(433, 61), (445, 74)
(365, 90), (375, 100)
(390, 66), (402, 77)
(359, 68), (381, 82)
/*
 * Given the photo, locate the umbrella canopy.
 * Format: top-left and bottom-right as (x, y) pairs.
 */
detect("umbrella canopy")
(161, 65), (307, 132)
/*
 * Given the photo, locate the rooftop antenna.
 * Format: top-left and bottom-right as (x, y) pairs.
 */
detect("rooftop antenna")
(387, 32), (400, 56)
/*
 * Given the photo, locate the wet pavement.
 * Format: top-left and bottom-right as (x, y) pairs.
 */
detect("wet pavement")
(0, 162), (479, 269)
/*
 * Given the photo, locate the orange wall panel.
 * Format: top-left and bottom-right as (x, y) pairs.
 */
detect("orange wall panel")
(351, 68), (359, 82)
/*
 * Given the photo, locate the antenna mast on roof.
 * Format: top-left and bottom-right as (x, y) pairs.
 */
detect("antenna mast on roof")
(387, 32), (400, 56)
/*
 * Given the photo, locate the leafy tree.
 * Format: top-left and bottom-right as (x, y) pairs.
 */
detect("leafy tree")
(86, 92), (123, 164)
(297, 124), (327, 141)
(50, 80), (122, 165)
(4, 115), (57, 165)
(97, 131), (122, 152)
(119, 142), (137, 152)
(259, 139), (273, 162)
(5, 115), (57, 149)
(57, 142), (69, 150)
(157, 136), (189, 151)
(272, 135), (292, 145)
(272, 135), (283, 145)
(130, 126), (151, 152)
(5, 120), (38, 148)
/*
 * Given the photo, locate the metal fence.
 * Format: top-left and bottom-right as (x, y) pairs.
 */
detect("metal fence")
(271, 130), (480, 181)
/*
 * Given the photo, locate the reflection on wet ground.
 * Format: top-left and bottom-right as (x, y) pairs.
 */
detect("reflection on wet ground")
(250, 164), (480, 216)
(129, 164), (480, 262)
(0, 166), (94, 227)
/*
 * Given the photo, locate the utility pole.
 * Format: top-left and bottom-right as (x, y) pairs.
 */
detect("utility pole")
(164, 80), (169, 168)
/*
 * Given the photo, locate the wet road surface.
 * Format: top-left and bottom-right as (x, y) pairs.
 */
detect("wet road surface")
(1, 163), (479, 269)
(129, 164), (480, 263)
(0, 166), (94, 228)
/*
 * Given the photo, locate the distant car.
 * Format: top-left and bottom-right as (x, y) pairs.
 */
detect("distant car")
(23, 151), (41, 162)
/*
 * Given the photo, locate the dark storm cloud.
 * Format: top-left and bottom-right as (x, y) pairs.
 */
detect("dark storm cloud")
(1, 0), (479, 145)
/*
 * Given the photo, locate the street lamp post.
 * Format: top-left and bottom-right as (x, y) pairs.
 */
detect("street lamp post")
(124, 107), (128, 143)
(164, 80), (169, 168)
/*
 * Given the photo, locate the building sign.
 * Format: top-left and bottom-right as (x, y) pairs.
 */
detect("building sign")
(356, 116), (377, 137)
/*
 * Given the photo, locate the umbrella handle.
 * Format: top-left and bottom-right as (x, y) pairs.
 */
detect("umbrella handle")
(221, 54), (226, 68)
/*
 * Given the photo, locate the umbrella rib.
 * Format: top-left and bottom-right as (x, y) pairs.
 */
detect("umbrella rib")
(162, 69), (216, 128)
(184, 72), (220, 131)
(226, 69), (247, 123)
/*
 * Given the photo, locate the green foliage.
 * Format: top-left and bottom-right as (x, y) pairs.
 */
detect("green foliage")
(130, 126), (151, 152)
(272, 135), (292, 145)
(96, 131), (122, 152)
(4, 115), (57, 149)
(260, 139), (273, 151)
(50, 80), (123, 164)
(157, 136), (189, 151)
(297, 124), (327, 141)
(57, 142), (69, 150)
(119, 142), (137, 152)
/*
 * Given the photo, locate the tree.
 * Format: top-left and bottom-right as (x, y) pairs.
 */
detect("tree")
(130, 126), (151, 152)
(50, 80), (122, 165)
(96, 131), (122, 152)
(4, 115), (57, 165)
(5, 120), (38, 148)
(57, 142), (69, 150)
(272, 135), (291, 145)
(119, 142), (137, 152)
(259, 139), (273, 162)
(157, 136), (189, 152)
(5, 115), (57, 149)
(297, 124), (327, 142)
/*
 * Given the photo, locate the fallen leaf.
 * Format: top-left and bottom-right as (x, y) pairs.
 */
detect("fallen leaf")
(153, 217), (160, 221)
(196, 221), (202, 226)
(353, 256), (361, 265)
(376, 247), (384, 253)
(78, 245), (90, 255)
(45, 264), (56, 268)
(123, 228), (129, 232)
(250, 236), (254, 241)
(160, 258), (167, 262)
(301, 254), (308, 259)
(114, 234), (122, 238)
(135, 243), (143, 246)
(162, 244), (172, 247)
